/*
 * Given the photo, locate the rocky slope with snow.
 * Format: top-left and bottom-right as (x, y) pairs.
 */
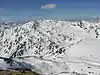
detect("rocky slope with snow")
(0, 19), (100, 75)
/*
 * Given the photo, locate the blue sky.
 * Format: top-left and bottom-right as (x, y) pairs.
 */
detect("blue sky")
(0, 0), (100, 21)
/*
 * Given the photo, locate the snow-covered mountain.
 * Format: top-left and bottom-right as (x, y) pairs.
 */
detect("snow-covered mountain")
(0, 19), (100, 75)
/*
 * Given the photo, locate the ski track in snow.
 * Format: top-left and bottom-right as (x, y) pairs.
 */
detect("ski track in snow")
(0, 20), (100, 75)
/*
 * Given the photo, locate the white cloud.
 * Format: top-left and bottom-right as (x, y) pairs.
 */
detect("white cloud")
(92, 16), (96, 18)
(0, 8), (4, 11)
(41, 4), (56, 9)
(0, 8), (4, 13)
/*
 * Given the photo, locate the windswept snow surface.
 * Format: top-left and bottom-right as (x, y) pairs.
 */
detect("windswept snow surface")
(0, 20), (100, 75)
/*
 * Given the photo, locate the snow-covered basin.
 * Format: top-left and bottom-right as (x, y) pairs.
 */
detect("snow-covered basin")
(69, 37), (100, 74)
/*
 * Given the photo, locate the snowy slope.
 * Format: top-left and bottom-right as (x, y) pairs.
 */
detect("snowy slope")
(69, 37), (100, 75)
(0, 20), (100, 75)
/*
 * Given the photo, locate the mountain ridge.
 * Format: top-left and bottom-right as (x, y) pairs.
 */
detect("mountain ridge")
(0, 19), (100, 75)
